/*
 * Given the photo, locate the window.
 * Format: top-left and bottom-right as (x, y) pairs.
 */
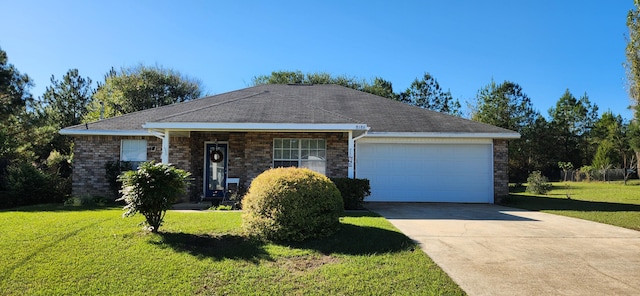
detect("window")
(274, 138), (326, 175)
(121, 139), (147, 168)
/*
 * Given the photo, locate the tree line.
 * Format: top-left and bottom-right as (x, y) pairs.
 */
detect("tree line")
(3, 13), (640, 207)
(0, 48), (203, 208)
(253, 70), (638, 182)
(252, 71), (462, 116)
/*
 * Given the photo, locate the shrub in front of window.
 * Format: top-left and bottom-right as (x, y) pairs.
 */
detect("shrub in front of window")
(105, 161), (133, 198)
(526, 171), (551, 195)
(242, 167), (343, 242)
(330, 177), (371, 210)
(117, 161), (191, 232)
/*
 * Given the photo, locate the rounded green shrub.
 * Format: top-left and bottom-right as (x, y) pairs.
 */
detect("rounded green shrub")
(242, 167), (344, 242)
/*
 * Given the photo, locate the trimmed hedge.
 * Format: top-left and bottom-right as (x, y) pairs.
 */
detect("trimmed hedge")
(242, 167), (343, 242)
(331, 177), (371, 210)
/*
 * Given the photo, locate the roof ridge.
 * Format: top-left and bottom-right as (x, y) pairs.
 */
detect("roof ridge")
(152, 91), (268, 122)
(272, 91), (365, 124)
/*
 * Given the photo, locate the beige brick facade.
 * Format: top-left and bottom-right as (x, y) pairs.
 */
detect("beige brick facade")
(71, 135), (162, 198)
(70, 132), (349, 201)
(71, 132), (509, 203)
(493, 139), (509, 203)
(187, 132), (348, 200)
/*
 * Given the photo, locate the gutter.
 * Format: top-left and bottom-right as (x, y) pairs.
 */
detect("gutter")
(362, 132), (521, 139)
(59, 129), (152, 136)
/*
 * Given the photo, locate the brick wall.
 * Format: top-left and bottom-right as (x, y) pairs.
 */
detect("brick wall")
(71, 135), (161, 198)
(493, 139), (509, 203)
(240, 132), (349, 186)
(71, 131), (349, 201)
(168, 136), (191, 173)
(71, 136), (119, 198)
(190, 131), (348, 199)
(72, 133), (502, 204)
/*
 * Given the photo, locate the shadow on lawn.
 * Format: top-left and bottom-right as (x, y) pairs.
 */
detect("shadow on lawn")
(285, 223), (415, 255)
(506, 194), (640, 212)
(508, 183), (586, 194)
(155, 212), (414, 259)
(283, 211), (415, 255)
(153, 232), (271, 263)
(0, 203), (123, 213)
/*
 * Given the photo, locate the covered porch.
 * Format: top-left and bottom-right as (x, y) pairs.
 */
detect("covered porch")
(146, 123), (368, 202)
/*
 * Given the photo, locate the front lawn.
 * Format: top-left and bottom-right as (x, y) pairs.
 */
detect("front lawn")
(0, 205), (464, 295)
(506, 181), (640, 231)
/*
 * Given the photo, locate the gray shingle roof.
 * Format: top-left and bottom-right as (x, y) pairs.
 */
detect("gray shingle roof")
(61, 84), (518, 135)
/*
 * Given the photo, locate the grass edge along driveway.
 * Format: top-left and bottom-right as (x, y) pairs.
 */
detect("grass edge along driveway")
(0, 206), (465, 295)
(506, 181), (640, 231)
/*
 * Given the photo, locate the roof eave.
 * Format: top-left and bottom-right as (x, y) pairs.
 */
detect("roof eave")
(59, 129), (152, 136)
(59, 122), (371, 136)
(142, 122), (370, 132)
(363, 132), (521, 139)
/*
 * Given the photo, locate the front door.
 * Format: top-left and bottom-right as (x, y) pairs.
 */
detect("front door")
(205, 143), (228, 198)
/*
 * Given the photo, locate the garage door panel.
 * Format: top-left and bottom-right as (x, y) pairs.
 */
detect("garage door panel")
(356, 143), (493, 203)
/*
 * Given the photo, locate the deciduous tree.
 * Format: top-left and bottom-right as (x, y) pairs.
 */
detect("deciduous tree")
(85, 65), (203, 121)
(361, 77), (399, 100)
(252, 71), (399, 100)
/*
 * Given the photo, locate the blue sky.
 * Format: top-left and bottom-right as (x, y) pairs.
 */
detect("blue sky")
(1, 0), (635, 119)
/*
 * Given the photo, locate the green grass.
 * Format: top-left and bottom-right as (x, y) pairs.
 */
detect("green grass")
(506, 180), (640, 231)
(0, 205), (464, 295)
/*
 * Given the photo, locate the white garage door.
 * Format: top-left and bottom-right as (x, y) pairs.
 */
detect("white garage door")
(356, 139), (494, 203)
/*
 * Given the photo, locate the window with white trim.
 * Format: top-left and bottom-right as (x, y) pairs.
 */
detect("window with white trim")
(120, 139), (147, 168)
(273, 138), (326, 175)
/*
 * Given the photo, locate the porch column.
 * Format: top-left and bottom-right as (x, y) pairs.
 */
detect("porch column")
(161, 130), (170, 163)
(348, 131), (354, 178)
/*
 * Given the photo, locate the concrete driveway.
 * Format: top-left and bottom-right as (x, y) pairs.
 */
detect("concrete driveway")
(366, 203), (640, 296)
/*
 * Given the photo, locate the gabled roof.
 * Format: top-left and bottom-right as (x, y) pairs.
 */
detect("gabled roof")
(60, 84), (519, 137)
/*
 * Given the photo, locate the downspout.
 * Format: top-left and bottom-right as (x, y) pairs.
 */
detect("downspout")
(348, 131), (355, 178)
(348, 129), (369, 178)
